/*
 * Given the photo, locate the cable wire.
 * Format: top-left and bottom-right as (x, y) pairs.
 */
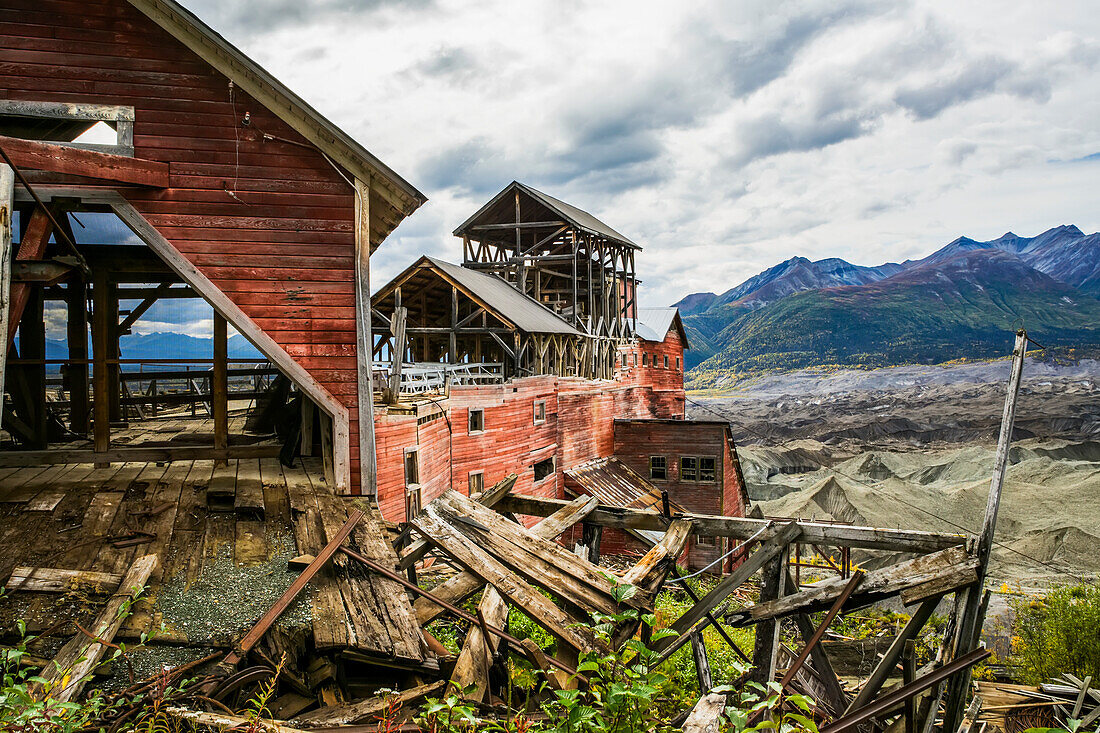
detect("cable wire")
(684, 395), (1087, 584)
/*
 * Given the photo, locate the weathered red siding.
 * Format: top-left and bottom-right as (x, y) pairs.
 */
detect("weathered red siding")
(0, 0), (368, 488)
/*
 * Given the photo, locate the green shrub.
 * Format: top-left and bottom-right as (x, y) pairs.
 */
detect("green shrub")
(1010, 584), (1100, 685)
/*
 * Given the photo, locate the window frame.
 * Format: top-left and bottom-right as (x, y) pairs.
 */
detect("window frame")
(403, 447), (420, 487)
(699, 456), (717, 482)
(468, 408), (485, 434)
(663, 354), (669, 368)
(534, 456), (555, 482)
(405, 483), (423, 521)
(468, 470), (484, 496)
(642, 353), (649, 367)
(649, 455), (667, 480)
(0, 100), (136, 156)
(533, 400), (546, 425)
(680, 456), (698, 481)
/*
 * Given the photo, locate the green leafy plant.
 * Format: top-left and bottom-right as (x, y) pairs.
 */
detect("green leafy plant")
(1010, 583), (1100, 685)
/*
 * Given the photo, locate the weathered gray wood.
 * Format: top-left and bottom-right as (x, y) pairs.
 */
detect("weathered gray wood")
(413, 493), (596, 625)
(353, 178), (377, 496)
(400, 473), (517, 572)
(295, 680), (446, 726)
(943, 330), (1027, 732)
(793, 611), (849, 716)
(728, 546), (977, 626)
(452, 584), (508, 701)
(0, 444), (280, 467)
(165, 706), (308, 733)
(212, 312), (228, 464)
(386, 306), (407, 403)
(5, 567), (123, 594)
(622, 519), (693, 590)
(749, 545), (788, 688)
(682, 692), (727, 733)
(494, 494), (964, 553)
(845, 595), (943, 714)
(903, 639), (917, 733)
(36, 554), (157, 702)
(412, 502), (603, 654)
(661, 521), (802, 644)
(690, 631), (713, 692)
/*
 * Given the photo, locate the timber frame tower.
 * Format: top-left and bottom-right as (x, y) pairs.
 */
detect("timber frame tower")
(454, 181), (638, 380)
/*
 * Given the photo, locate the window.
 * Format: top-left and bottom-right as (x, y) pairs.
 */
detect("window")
(0, 100), (135, 155)
(696, 535), (717, 547)
(533, 401), (546, 424)
(633, 353), (638, 366)
(405, 484), (422, 521)
(534, 456), (555, 482)
(404, 448), (419, 487)
(468, 408), (484, 433)
(676, 357), (681, 371)
(680, 456), (718, 482)
(700, 457), (717, 482)
(468, 471), (484, 495)
(642, 353), (649, 367)
(650, 456), (667, 480)
(664, 355), (670, 368)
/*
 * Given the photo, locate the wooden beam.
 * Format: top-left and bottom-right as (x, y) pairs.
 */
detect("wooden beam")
(19, 285), (47, 448)
(779, 570), (864, 691)
(749, 544), (788, 688)
(493, 494), (965, 553)
(35, 554), (158, 702)
(683, 692), (728, 733)
(0, 135), (168, 187)
(91, 267), (110, 455)
(0, 444), (281, 467)
(7, 206), (53, 346)
(11, 260), (75, 284)
(386, 306), (407, 403)
(117, 283), (171, 334)
(353, 177), (377, 496)
(0, 164), (11, 408)
(212, 312), (228, 464)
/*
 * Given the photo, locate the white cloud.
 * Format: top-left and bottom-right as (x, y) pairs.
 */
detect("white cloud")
(178, 0), (1100, 307)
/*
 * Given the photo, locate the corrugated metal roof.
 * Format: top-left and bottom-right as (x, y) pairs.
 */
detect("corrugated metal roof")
(635, 307), (678, 342)
(516, 183), (638, 248)
(425, 257), (583, 335)
(565, 457), (685, 513)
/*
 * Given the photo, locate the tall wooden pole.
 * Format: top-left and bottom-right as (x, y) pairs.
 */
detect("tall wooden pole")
(942, 329), (1027, 731)
(21, 284), (47, 449)
(353, 178), (378, 496)
(212, 311), (228, 465)
(66, 279), (89, 433)
(0, 164), (12, 407)
(91, 268), (111, 460)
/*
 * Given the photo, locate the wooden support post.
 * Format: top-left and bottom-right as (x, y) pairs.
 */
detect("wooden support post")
(903, 639), (917, 733)
(91, 267), (110, 458)
(212, 311), (228, 465)
(386, 305), (407, 403)
(943, 329), (1027, 732)
(449, 285), (458, 365)
(0, 164), (12, 406)
(749, 544), (788, 687)
(582, 522), (603, 565)
(353, 178), (377, 496)
(690, 630), (713, 692)
(65, 279), (89, 433)
(106, 280), (121, 422)
(6, 206), (53, 347)
(300, 397), (314, 457)
(20, 284), (47, 448)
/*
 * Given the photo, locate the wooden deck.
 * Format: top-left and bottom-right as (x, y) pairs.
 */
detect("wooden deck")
(0, 440), (431, 678)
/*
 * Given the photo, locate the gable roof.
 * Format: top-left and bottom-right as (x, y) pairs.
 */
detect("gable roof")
(453, 181), (639, 249)
(125, 0), (425, 242)
(635, 307), (688, 346)
(375, 256), (583, 336)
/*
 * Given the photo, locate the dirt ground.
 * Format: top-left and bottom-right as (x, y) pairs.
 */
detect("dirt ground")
(688, 358), (1100, 590)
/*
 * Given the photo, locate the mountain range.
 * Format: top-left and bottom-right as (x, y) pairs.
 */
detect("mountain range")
(40, 332), (263, 371)
(677, 225), (1100, 387)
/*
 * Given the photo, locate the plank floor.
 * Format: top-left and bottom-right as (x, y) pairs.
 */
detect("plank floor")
(0, 442), (428, 671)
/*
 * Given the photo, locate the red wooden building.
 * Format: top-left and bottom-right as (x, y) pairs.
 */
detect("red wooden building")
(0, 0), (423, 494)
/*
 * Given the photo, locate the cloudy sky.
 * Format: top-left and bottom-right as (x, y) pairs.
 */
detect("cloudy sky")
(177, 0), (1099, 310)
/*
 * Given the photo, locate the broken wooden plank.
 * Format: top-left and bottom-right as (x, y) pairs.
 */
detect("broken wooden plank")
(399, 473), (517, 571)
(0, 134), (169, 187)
(622, 519), (693, 591)
(682, 692), (727, 733)
(164, 706), (309, 733)
(413, 494), (597, 625)
(5, 566), (123, 594)
(25, 491), (64, 512)
(412, 500), (604, 654)
(35, 554), (157, 702)
(728, 546), (978, 626)
(494, 494), (966, 553)
(294, 680), (446, 726)
(223, 510), (364, 667)
(451, 584), (508, 702)
(659, 521), (802, 647)
(779, 570), (864, 691)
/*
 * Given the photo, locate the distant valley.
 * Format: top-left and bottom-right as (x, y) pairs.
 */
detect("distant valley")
(677, 225), (1100, 388)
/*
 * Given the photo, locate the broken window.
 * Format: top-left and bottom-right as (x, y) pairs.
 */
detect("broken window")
(700, 456), (717, 482)
(664, 354), (669, 368)
(534, 456), (555, 482)
(533, 400), (546, 424)
(405, 484), (422, 521)
(681, 456), (698, 481)
(0, 100), (135, 154)
(468, 408), (484, 433)
(468, 471), (484, 495)
(650, 456), (667, 480)
(642, 353), (649, 366)
(404, 448), (419, 487)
